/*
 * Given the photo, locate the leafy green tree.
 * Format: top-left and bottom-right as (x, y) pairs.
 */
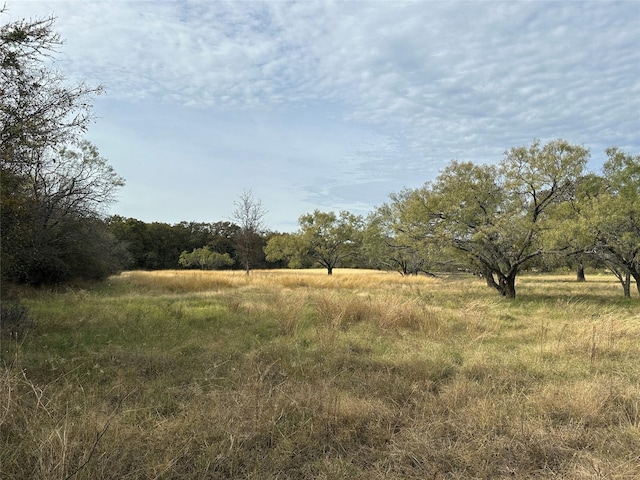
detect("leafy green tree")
(549, 148), (639, 297)
(582, 149), (639, 296)
(178, 247), (234, 270)
(300, 210), (364, 275)
(266, 210), (363, 275)
(262, 232), (299, 268)
(409, 139), (589, 298)
(2, 141), (124, 284)
(364, 190), (436, 275)
(543, 173), (602, 280)
(174, 221), (216, 253)
(264, 232), (311, 269)
(207, 221), (240, 263)
(107, 216), (151, 269)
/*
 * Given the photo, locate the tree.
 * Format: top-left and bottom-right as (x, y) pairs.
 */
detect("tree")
(178, 247), (234, 270)
(231, 189), (267, 274)
(107, 216), (151, 269)
(266, 210), (363, 275)
(1, 12), (122, 284)
(412, 139), (589, 298)
(1, 12), (101, 176)
(549, 148), (640, 297)
(2, 141), (124, 284)
(581, 149), (640, 297)
(300, 210), (363, 275)
(364, 190), (436, 275)
(264, 232), (311, 269)
(207, 221), (241, 261)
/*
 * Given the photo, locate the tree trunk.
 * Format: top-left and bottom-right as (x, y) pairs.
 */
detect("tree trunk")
(495, 270), (517, 298)
(576, 260), (586, 282)
(631, 271), (640, 297)
(485, 275), (497, 289)
(501, 274), (517, 298)
(621, 272), (631, 298)
(327, 265), (333, 275)
(481, 267), (499, 289)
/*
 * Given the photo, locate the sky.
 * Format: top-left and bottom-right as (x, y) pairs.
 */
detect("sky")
(6, 1), (640, 232)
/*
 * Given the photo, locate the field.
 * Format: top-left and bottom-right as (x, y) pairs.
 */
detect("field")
(1, 269), (639, 479)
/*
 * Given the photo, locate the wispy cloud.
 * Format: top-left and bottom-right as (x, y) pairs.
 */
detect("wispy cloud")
(6, 1), (639, 229)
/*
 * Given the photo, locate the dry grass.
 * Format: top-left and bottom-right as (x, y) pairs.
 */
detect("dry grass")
(1, 269), (639, 479)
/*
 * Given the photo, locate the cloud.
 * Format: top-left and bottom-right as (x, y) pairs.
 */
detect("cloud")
(4, 0), (639, 230)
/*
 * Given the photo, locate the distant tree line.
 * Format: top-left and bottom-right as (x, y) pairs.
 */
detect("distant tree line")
(106, 217), (285, 271)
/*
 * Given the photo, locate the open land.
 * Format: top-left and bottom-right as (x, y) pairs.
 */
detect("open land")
(1, 270), (639, 479)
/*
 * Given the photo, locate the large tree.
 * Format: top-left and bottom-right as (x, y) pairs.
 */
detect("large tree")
(583, 149), (639, 296)
(1, 12), (101, 175)
(1, 12), (123, 284)
(364, 189), (437, 275)
(411, 139), (589, 298)
(548, 147), (640, 297)
(265, 210), (363, 275)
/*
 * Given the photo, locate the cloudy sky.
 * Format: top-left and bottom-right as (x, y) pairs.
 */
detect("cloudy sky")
(7, 1), (640, 231)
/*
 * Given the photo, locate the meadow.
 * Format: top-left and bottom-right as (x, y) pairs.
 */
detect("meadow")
(1, 269), (639, 479)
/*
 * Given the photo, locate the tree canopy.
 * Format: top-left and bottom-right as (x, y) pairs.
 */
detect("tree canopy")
(1, 11), (123, 284)
(3, 12), (636, 299)
(371, 140), (591, 298)
(582, 149), (639, 296)
(265, 210), (363, 275)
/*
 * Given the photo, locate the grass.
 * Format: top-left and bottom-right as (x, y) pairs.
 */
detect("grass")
(1, 269), (639, 479)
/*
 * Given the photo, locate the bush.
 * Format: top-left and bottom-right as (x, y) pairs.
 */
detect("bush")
(179, 247), (235, 270)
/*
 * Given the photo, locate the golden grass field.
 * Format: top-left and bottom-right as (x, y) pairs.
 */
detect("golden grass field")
(1, 269), (639, 479)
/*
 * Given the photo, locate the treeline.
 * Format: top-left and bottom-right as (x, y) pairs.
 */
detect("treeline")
(105, 217), (284, 271)
(261, 140), (639, 299)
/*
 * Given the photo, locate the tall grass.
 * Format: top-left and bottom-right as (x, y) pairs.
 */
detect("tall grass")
(1, 270), (638, 479)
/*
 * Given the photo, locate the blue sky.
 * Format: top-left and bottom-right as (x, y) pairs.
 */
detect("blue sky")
(7, 1), (640, 231)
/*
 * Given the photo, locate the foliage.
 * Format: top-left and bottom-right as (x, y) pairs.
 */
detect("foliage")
(1, 12), (123, 285)
(0, 13), (101, 172)
(583, 149), (640, 296)
(364, 189), (442, 275)
(178, 247), (234, 270)
(107, 218), (245, 271)
(385, 139), (590, 297)
(1, 141), (125, 284)
(266, 210), (364, 274)
(299, 210), (364, 275)
(264, 232), (311, 269)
